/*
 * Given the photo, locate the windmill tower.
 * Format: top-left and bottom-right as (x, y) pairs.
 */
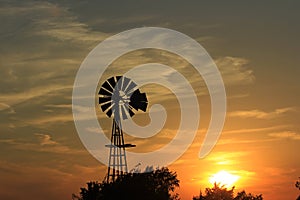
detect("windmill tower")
(98, 76), (148, 183)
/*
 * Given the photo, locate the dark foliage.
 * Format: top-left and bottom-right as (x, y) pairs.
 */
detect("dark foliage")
(296, 177), (300, 191)
(296, 177), (300, 200)
(193, 183), (263, 200)
(234, 191), (263, 200)
(74, 167), (179, 200)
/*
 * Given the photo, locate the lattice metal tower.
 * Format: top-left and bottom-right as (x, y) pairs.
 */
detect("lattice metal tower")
(98, 76), (148, 183)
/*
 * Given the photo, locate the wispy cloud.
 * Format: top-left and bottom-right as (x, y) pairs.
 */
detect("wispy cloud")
(216, 56), (255, 85)
(106, 50), (255, 106)
(269, 131), (300, 140)
(0, 103), (15, 113)
(35, 133), (59, 146)
(215, 126), (296, 146)
(0, 134), (83, 155)
(0, 84), (73, 109)
(205, 151), (250, 166)
(45, 104), (72, 109)
(0, 1), (108, 44)
(33, 16), (108, 44)
(228, 107), (296, 119)
(222, 125), (290, 135)
(27, 113), (74, 125)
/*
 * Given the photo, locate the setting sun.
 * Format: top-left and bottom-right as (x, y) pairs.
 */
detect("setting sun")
(209, 171), (240, 188)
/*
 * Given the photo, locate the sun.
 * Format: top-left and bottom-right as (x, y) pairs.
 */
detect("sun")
(209, 170), (240, 187)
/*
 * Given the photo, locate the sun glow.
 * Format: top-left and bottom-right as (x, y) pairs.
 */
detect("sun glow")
(209, 170), (240, 188)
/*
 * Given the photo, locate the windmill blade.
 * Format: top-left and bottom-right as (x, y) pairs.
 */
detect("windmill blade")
(99, 87), (112, 96)
(121, 76), (130, 91)
(116, 76), (122, 81)
(101, 101), (112, 113)
(115, 76), (122, 90)
(99, 96), (112, 104)
(121, 105), (128, 120)
(107, 80), (115, 92)
(128, 108), (135, 117)
(102, 81), (114, 93)
(124, 81), (137, 94)
(124, 104), (135, 117)
(107, 77), (117, 89)
(115, 76), (124, 92)
(106, 108), (113, 117)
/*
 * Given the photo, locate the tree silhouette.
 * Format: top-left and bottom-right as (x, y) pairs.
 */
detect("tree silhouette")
(296, 177), (300, 190)
(74, 167), (179, 200)
(193, 183), (263, 200)
(77, 182), (102, 200)
(193, 183), (234, 200)
(296, 177), (300, 200)
(234, 191), (263, 200)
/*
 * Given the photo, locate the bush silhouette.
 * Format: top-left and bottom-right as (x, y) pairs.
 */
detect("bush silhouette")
(296, 177), (300, 200)
(193, 183), (263, 200)
(74, 167), (179, 200)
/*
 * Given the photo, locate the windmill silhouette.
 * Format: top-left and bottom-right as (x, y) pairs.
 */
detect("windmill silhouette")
(98, 76), (148, 182)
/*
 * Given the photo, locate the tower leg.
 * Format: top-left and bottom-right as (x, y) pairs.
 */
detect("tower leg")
(107, 119), (128, 183)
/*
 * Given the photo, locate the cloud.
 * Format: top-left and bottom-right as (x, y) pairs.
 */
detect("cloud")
(0, 2), (55, 16)
(45, 104), (72, 109)
(263, 167), (297, 177)
(27, 113), (74, 125)
(216, 138), (274, 146)
(205, 151), (250, 165)
(33, 16), (108, 44)
(222, 125), (290, 135)
(0, 84), (73, 108)
(0, 134), (83, 155)
(0, 2), (109, 127)
(43, 104), (73, 113)
(215, 126), (295, 146)
(0, 2), (255, 107)
(215, 56), (255, 86)
(228, 107), (295, 119)
(105, 50), (255, 107)
(0, 1), (108, 44)
(269, 131), (300, 140)
(0, 103), (15, 113)
(35, 133), (59, 146)
(195, 36), (215, 42)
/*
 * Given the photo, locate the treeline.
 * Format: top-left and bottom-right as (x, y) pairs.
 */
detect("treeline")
(73, 168), (300, 200)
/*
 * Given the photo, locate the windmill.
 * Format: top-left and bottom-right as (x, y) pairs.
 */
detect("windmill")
(98, 76), (148, 182)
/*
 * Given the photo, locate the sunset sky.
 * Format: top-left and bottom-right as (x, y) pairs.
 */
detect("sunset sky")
(0, 1), (299, 200)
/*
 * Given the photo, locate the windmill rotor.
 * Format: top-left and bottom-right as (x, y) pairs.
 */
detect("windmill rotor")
(99, 76), (148, 120)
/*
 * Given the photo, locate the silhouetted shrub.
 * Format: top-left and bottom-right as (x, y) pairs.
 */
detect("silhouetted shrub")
(74, 167), (179, 200)
(193, 183), (263, 200)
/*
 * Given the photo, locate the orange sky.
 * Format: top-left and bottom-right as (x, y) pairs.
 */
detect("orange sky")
(0, 1), (299, 200)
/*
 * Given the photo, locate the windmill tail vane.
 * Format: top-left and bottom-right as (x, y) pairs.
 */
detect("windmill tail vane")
(98, 76), (148, 182)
